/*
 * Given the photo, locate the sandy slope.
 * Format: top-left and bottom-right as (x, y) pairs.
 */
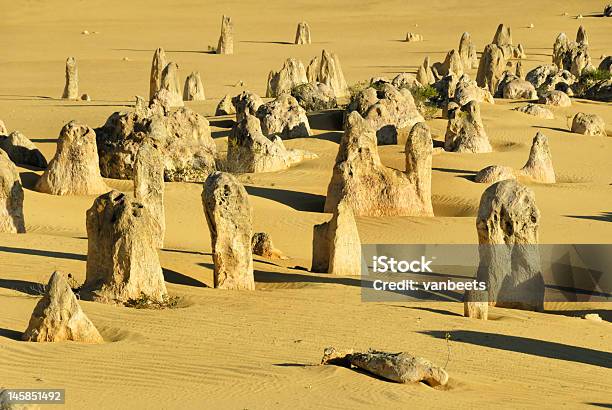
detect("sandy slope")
(1, 0), (611, 408)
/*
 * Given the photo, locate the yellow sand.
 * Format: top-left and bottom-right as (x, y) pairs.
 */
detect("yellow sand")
(1, 0), (611, 408)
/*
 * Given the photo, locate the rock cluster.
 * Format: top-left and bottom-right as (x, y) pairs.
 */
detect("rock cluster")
(36, 121), (108, 195)
(159, 62), (183, 107)
(552, 28), (593, 77)
(215, 94), (236, 116)
(96, 106), (216, 182)
(291, 82), (337, 111)
(84, 190), (168, 304)
(251, 232), (286, 259)
(311, 203), (361, 275)
(476, 43), (507, 94)
(324, 112), (433, 217)
(525, 64), (575, 96)
(347, 83), (424, 145)
(226, 113), (316, 173)
(232, 91), (264, 122)
(255, 94), (311, 139)
(22, 272), (103, 343)
(475, 132), (555, 184)
(538, 90), (571, 107)
(308, 50), (349, 98)
(497, 72), (537, 99)
(0, 151), (26, 233)
(266, 58), (308, 98)
(202, 172), (255, 290)
(0, 130), (47, 169)
(476, 179), (545, 310)
(405, 32), (423, 42)
(416, 57), (436, 85)
(444, 101), (492, 153)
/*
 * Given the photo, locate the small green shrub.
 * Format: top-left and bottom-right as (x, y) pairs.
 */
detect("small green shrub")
(409, 84), (440, 120)
(125, 293), (180, 309)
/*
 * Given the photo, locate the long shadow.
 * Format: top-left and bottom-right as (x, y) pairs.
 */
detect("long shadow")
(163, 248), (210, 257)
(532, 125), (570, 133)
(587, 403), (612, 408)
(399, 306), (463, 317)
(240, 40), (293, 45)
(49, 103), (131, 108)
(311, 131), (342, 143)
(565, 212), (612, 222)
(0, 278), (46, 296)
(545, 309), (612, 322)
(211, 130), (231, 139)
(113, 48), (214, 54)
(254, 268), (364, 287)
(0, 328), (23, 341)
(433, 167), (476, 174)
(209, 119), (235, 129)
(245, 185), (325, 212)
(162, 267), (208, 288)
(19, 172), (39, 190)
(307, 110), (344, 131)
(420, 330), (612, 369)
(0, 94), (53, 101)
(29, 138), (57, 143)
(0, 246), (86, 261)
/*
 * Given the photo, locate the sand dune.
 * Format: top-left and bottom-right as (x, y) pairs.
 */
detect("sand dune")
(1, 0), (611, 408)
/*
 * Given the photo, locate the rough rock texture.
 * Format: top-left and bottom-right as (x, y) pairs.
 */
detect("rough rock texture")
(160, 62), (183, 107)
(606, 4), (612, 16)
(516, 60), (524, 79)
(255, 94), (311, 139)
(324, 112), (433, 217)
(391, 73), (420, 90)
(0, 120), (6, 135)
(134, 141), (165, 248)
(599, 56), (612, 73)
(525, 64), (576, 96)
(36, 121), (108, 195)
(459, 32), (478, 69)
(434, 49), (464, 78)
(501, 75), (538, 99)
(217, 15), (233, 55)
(266, 58), (308, 98)
(576, 25), (588, 45)
(321, 348), (449, 386)
(444, 101), (492, 153)
(306, 56), (320, 83)
(202, 172), (254, 290)
(96, 107), (216, 182)
(464, 289), (489, 320)
(149, 48), (167, 101)
(22, 272), (103, 343)
(311, 203), (361, 275)
(295, 21), (311, 45)
(474, 165), (516, 184)
(405, 122), (433, 213)
(551, 30), (592, 77)
(518, 132), (556, 183)
(571, 112), (606, 136)
(313, 50), (349, 99)
(492, 23), (512, 47)
(291, 82), (337, 111)
(226, 113), (315, 173)
(512, 104), (554, 119)
(215, 94), (236, 116)
(62, 57), (78, 99)
(416, 57), (437, 85)
(84, 190), (168, 304)
(476, 179), (544, 310)
(251, 232), (286, 259)
(538, 90), (571, 107)
(583, 79), (612, 102)
(183, 71), (205, 101)
(0, 131), (47, 168)
(454, 74), (494, 106)
(347, 83), (424, 145)
(0, 151), (26, 233)
(476, 44), (506, 94)
(405, 32), (423, 42)
(232, 91), (264, 122)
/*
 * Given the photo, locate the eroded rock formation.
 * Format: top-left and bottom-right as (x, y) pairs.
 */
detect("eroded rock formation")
(0, 151), (25, 233)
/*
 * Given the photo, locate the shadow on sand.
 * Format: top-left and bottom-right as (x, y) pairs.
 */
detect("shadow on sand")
(420, 330), (612, 369)
(0, 245), (86, 261)
(245, 186), (325, 212)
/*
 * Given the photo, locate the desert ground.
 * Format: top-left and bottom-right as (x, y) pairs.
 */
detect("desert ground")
(1, 0), (611, 408)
